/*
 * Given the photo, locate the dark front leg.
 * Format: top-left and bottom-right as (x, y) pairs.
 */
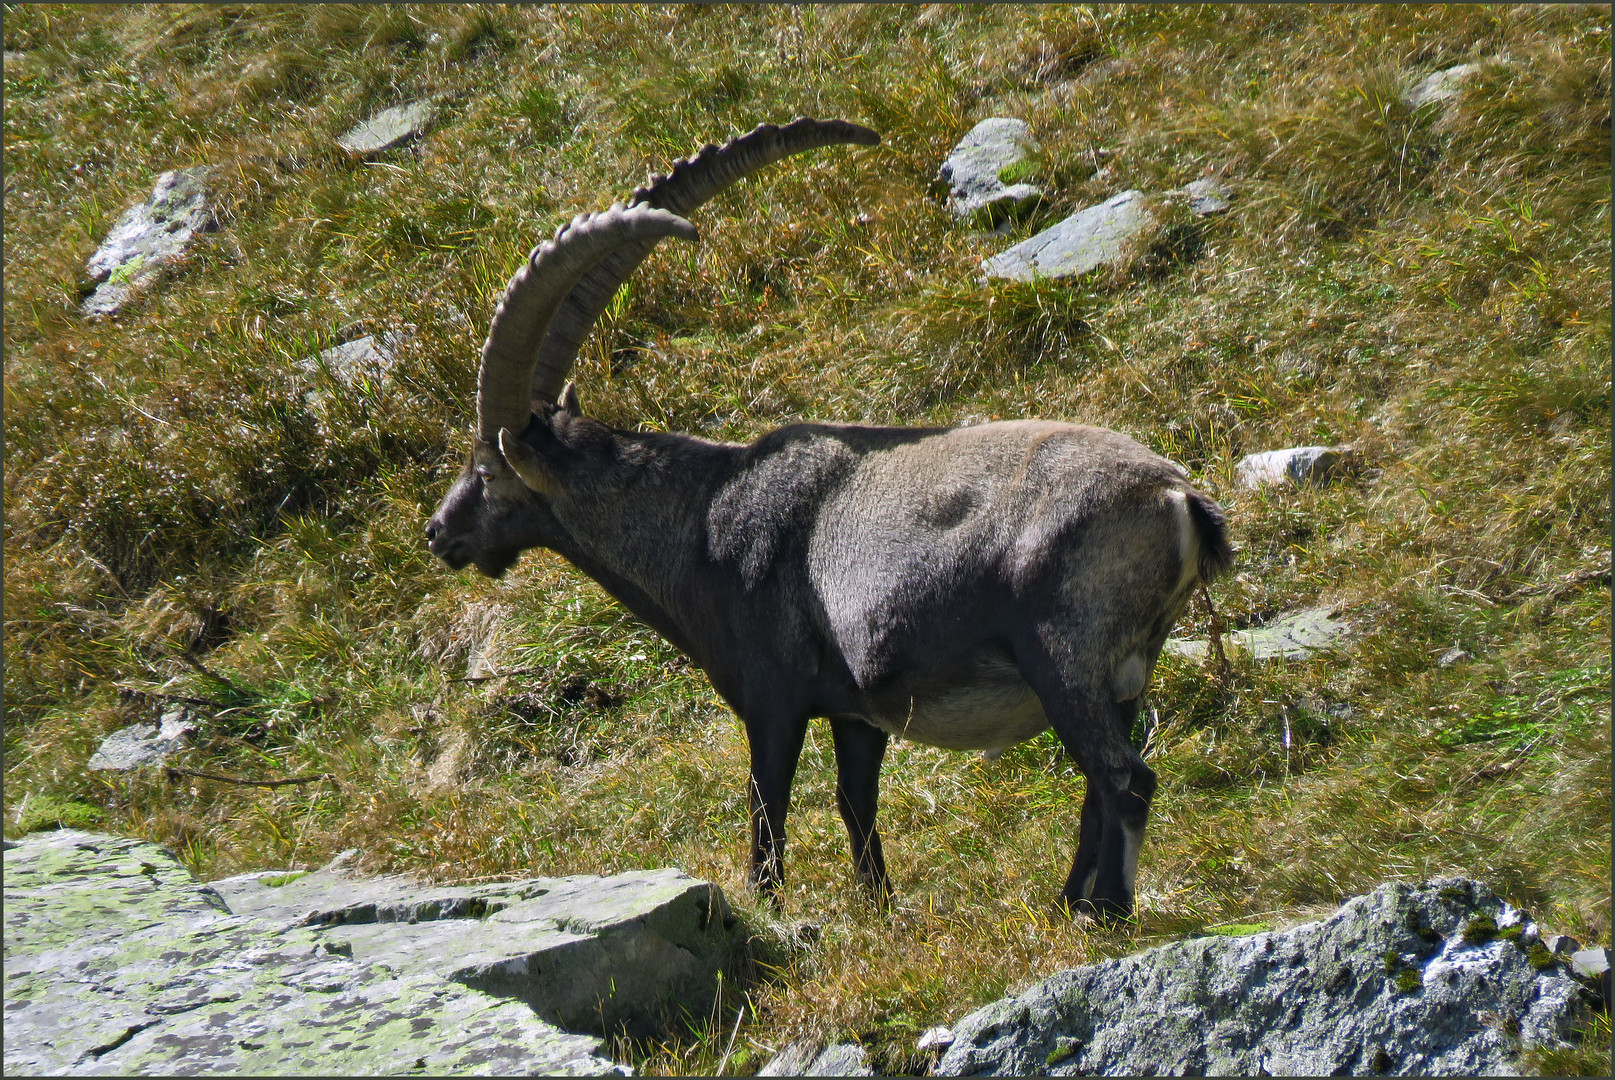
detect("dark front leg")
(830, 716), (891, 904)
(745, 712), (809, 898)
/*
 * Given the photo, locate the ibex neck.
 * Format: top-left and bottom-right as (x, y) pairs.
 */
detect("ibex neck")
(543, 427), (740, 658)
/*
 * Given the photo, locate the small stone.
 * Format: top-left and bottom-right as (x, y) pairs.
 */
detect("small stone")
(1164, 606), (1351, 662)
(1405, 63), (1481, 109)
(1568, 947), (1611, 1003)
(1235, 445), (1360, 489)
(1438, 647), (1469, 668)
(299, 334), (400, 387)
(1544, 934), (1582, 957)
(982, 190), (1151, 282)
(917, 1025), (956, 1052)
(80, 167), (216, 317)
(337, 99), (438, 155)
(936, 118), (1045, 224)
(1179, 176), (1232, 216)
(86, 720), (195, 772)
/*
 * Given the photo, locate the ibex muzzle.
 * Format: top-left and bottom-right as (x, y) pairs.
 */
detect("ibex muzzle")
(426, 118), (1231, 918)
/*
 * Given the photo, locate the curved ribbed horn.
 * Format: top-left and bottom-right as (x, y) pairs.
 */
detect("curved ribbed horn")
(527, 117), (881, 404)
(478, 204), (698, 444)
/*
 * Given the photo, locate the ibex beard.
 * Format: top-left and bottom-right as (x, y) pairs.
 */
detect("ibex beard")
(426, 119), (1231, 919)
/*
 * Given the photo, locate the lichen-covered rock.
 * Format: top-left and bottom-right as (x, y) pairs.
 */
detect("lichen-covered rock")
(80, 167), (216, 317)
(337, 99), (438, 154)
(1236, 444), (1360, 488)
(1165, 605), (1351, 662)
(934, 879), (1594, 1077)
(981, 190), (1150, 282)
(3, 830), (745, 1074)
(214, 860), (742, 1036)
(935, 118), (1045, 223)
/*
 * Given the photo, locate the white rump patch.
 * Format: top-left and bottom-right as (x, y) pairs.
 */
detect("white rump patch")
(1171, 488), (1197, 596)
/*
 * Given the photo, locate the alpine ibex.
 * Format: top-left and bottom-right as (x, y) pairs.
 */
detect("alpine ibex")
(426, 119), (1231, 917)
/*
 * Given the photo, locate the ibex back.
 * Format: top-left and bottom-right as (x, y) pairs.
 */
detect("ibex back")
(426, 119), (1231, 918)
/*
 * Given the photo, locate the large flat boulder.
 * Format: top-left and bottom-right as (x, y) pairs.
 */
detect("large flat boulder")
(4, 830), (742, 1075)
(214, 860), (741, 1036)
(934, 878), (1593, 1076)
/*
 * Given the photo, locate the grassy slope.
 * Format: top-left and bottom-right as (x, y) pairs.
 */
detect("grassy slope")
(4, 3), (1609, 1073)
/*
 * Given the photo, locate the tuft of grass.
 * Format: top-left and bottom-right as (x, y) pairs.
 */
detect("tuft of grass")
(4, 4), (1608, 1072)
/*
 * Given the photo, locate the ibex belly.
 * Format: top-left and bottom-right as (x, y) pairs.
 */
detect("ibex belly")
(868, 651), (1050, 751)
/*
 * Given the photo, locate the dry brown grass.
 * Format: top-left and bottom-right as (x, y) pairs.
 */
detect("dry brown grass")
(5, 4), (1609, 1073)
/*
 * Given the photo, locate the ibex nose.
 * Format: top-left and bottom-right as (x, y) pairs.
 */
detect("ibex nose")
(425, 521), (440, 545)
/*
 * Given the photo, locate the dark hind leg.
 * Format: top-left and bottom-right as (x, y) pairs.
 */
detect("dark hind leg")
(1061, 694), (1154, 918)
(830, 716), (892, 904)
(1016, 635), (1156, 919)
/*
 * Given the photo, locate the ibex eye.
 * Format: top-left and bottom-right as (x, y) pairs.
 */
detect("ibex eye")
(476, 468), (495, 482)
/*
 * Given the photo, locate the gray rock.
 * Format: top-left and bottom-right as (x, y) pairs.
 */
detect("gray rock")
(81, 167), (216, 317)
(1166, 605), (1351, 662)
(935, 878), (1593, 1077)
(1438, 647), (1470, 668)
(1568, 947), (1610, 1005)
(1179, 176), (1232, 216)
(3, 830), (628, 1076)
(1406, 63), (1481, 109)
(337, 99), (438, 154)
(298, 333), (400, 388)
(85, 711), (198, 771)
(917, 1025), (957, 1052)
(757, 1039), (873, 1076)
(982, 190), (1150, 282)
(213, 858), (742, 1036)
(1544, 934), (1582, 957)
(1236, 445), (1360, 488)
(936, 118), (1045, 223)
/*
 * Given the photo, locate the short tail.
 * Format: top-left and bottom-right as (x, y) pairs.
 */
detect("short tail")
(1186, 490), (1233, 583)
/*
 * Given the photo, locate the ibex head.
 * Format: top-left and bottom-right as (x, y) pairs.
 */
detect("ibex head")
(426, 119), (881, 577)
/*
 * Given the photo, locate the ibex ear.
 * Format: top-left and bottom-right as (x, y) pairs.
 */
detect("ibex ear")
(558, 381), (582, 415)
(498, 428), (559, 496)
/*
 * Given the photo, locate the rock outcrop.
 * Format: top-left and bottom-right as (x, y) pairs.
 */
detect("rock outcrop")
(934, 878), (1595, 1077)
(4, 830), (745, 1075)
(80, 167), (216, 317)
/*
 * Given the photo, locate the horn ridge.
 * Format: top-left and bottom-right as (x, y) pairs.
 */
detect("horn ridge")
(526, 117), (881, 404)
(477, 203), (698, 444)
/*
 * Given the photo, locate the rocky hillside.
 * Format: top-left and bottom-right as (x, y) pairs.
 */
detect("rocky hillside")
(4, 5), (1609, 1074)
